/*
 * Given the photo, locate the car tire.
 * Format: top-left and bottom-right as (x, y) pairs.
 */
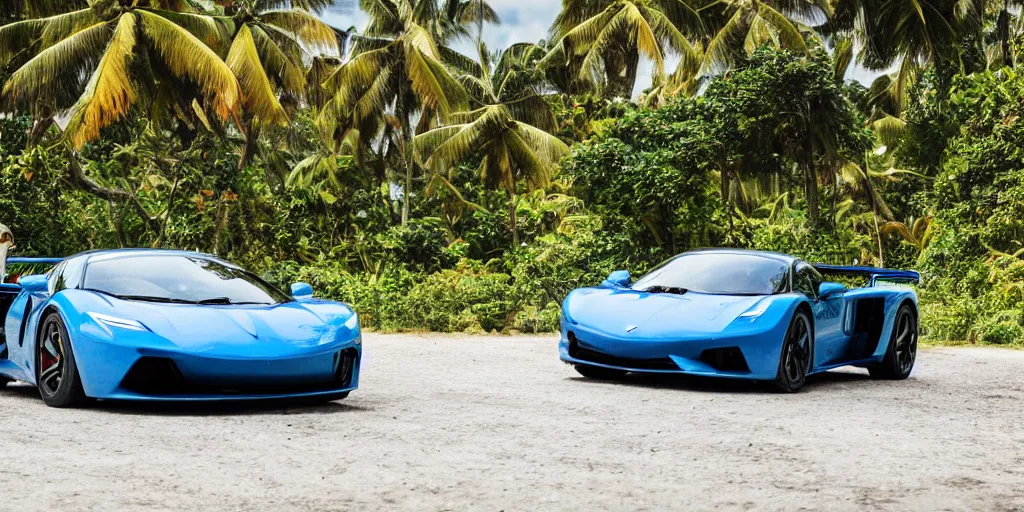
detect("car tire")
(574, 364), (628, 380)
(770, 310), (813, 393)
(36, 312), (89, 408)
(869, 304), (918, 380)
(0, 376), (9, 388)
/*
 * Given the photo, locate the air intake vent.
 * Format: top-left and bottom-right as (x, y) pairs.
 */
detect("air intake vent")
(120, 357), (185, 395)
(699, 347), (751, 373)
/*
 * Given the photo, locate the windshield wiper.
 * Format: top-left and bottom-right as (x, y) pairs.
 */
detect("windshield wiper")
(112, 294), (200, 304)
(196, 297), (232, 305)
(639, 286), (689, 295)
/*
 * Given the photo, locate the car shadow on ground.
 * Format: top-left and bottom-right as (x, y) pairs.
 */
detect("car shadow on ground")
(0, 382), (370, 416)
(567, 369), (875, 394)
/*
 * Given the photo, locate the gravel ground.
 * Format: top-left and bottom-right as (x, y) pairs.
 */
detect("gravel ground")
(0, 334), (1022, 511)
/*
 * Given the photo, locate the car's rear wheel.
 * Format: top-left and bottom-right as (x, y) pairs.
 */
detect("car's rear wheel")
(869, 304), (918, 380)
(574, 364), (628, 380)
(770, 310), (812, 393)
(0, 376), (10, 388)
(36, 312), (88, 408)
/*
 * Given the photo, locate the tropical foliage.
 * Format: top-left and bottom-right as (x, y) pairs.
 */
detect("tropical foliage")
(1, 0), (1024, 345)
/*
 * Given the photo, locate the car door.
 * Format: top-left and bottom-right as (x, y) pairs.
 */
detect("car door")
(792, 261), (847, 368)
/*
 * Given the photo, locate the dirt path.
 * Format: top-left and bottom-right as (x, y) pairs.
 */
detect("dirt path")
(0, 335), (1021, 511)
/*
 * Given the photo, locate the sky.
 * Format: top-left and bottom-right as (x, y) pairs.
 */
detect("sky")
(317, 1), (882, 98)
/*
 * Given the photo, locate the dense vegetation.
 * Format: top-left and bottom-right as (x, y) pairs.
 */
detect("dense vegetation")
(0, 0), (1023, 344)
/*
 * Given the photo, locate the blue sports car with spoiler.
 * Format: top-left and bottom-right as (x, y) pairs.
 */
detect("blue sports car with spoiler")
(0, 249), (361, 407)
(559, 249), (920, 392)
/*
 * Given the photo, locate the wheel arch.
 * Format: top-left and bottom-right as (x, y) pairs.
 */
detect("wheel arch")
(899, 298), (918, 319)
(794, 299), (815, 364)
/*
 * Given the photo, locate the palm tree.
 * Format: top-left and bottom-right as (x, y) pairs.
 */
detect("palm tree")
(325, 0), (469, 226)
(0, 0), (241, 148)
(984, 0), (1023, 69)
(831, 0), (985, 104)
(701, 0), (832, 72)
(544, 0), (703, 99)
(217, 0), (340, 169)
(416, 43), (570, 245)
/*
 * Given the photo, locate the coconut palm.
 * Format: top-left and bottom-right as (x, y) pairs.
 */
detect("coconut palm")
(0, 0), (241, 148)
(325, 0), (469, 226)
(416, 43), (570, 245)
(217, 0), (340, 169)
(544, 0), (703, 99)
(701, 0), (832, 72)
(831, 0), (986, 108)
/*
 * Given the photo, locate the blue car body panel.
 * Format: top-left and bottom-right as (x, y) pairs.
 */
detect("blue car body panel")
(559, 249), (918, 381)
(1, 250), (361, 402)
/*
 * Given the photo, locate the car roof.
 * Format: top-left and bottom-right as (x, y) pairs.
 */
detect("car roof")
(680, 248), (799, 264)
(67, 248), (229, 266)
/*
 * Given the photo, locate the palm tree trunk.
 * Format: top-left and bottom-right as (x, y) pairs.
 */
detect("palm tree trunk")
(873, 209), (884, 268)
(804, 161), (819, 227)
(402, 119), (413, 227)
(508, 188), (518, 247)
(721, 167), (733, 237)
(604, 50), (638, 100)
(239, 121), (260, 171)
(28, 118), (53, 147)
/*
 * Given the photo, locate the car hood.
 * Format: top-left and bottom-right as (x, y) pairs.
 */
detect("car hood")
(566, 288), (765, 337)
(93, 295), (357, 357)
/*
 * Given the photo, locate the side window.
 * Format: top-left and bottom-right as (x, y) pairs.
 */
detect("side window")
(793, 263), (819, 299)
(48, 258), (85, 294)
(47, 262), (67, 294)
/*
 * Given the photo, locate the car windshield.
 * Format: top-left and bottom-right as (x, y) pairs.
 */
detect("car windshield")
(631, 253), (789, 296)
(83, 255), (291, 305)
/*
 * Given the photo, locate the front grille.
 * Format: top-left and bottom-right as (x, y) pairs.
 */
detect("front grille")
(568, 333), (678, 371)
(699, 347), (751, 373)
(120, 350), (359, 396)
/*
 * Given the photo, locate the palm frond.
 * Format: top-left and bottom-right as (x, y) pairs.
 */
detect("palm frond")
(138, 8), (233, 49)
(251, 25), (306, 93)
(64, 14), (138, 148)
(137, 9), (241, 120)
(228, 25), (287, 124)
(261, 9), (339, 51)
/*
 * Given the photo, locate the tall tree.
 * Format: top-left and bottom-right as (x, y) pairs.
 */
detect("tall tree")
(0, 0), (241, 148)
(544, 0), (703, 99)
(325, 0), (469, 226)
(218, 0), (340, 169)
(831, 0), (986, 103)
(416, 43), (569, 245)
(701, 0), (831, 72)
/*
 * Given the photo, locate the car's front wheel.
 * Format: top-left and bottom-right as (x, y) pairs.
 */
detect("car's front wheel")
(36, 312), (88, 408)
(770, 310), (812, 393)
(574, 364), (628, 380)
(869, 304), (918, 380)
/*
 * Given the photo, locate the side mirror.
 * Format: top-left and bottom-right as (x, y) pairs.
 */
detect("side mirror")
(602, 270), (631, 288)
(818, 281), (846, 300)
(18, 274), (48, 294)
(291, 282), (314, 299)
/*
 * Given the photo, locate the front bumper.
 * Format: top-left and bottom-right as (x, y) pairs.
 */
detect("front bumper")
(71, 331), (362, 401)
(559, 321), (787, 381)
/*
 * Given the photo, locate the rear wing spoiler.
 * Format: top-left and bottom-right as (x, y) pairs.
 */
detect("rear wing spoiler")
(813, 264), (921, 286)
(1, 257), (63, 293)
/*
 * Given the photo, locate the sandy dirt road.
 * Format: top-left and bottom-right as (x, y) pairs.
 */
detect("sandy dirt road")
(0, 334), (1022, 511)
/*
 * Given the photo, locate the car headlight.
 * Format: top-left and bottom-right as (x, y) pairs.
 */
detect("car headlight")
(738, 301), (770, 319)
(344, 312), (359, 330)
(87, 312), (148, 334)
